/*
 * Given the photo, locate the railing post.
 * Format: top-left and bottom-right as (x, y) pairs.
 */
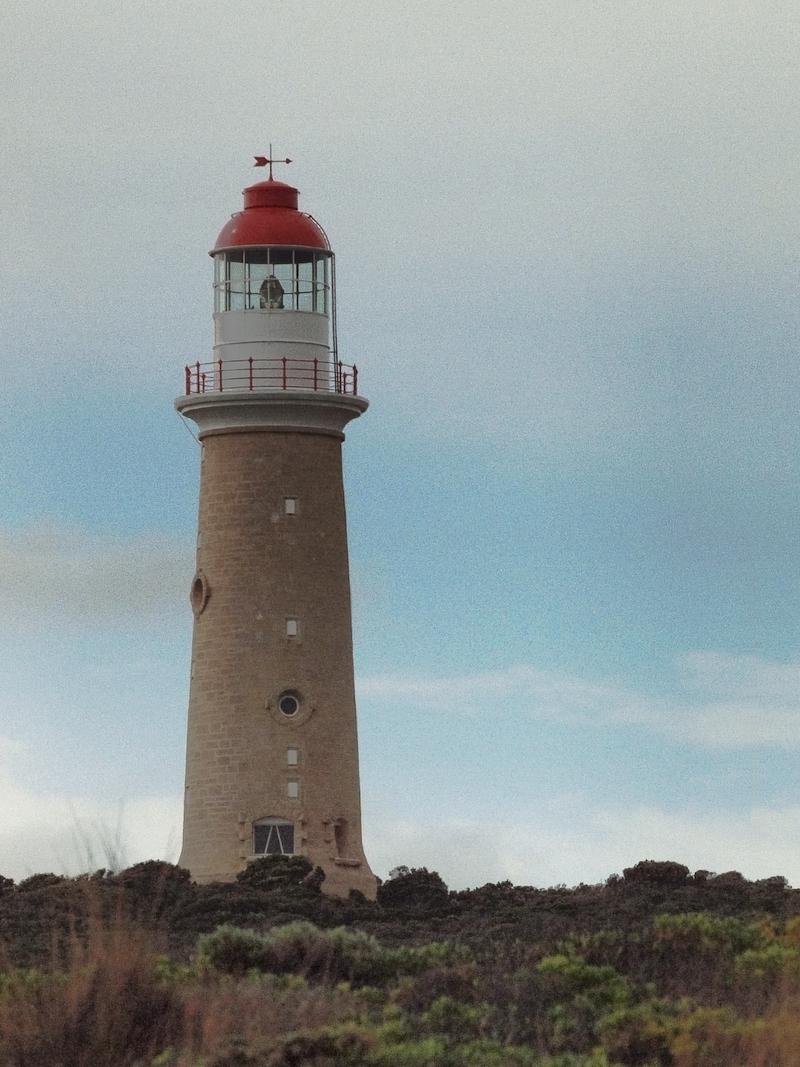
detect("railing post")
(282, 357), (287, 390)
(184, 365), (190, 395)
(218, 359), (223, 392)
(313, 357), (318, 391)
(201, 372), (206, 393)
(335, 360), (342, 393)
(248, 356), (254, 391)
(352, 364), (358, 396)
(195, 361), (200, 394)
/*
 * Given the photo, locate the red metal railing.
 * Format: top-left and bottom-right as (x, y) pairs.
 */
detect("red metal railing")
(183, 357), (359, 397)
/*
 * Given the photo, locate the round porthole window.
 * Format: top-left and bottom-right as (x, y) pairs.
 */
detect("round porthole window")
(190, 571), (210, 615)
(268, 689), (313, 726)
(278, 691), (300, 717)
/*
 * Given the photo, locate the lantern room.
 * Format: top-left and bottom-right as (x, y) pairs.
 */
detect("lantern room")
(212, 247), (331, 315)
(193, 171), (354, 396)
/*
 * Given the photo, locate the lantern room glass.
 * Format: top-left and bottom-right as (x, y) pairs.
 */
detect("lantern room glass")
(214, 249), (330, 314)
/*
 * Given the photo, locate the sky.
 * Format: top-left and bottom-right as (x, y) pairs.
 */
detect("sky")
(0, 0), (799, 888)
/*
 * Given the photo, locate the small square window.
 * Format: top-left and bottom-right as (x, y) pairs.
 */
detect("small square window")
(284, 497), (297, 515)
(285, 618), (298, 637)
(287, 747), (298, 766)
(287, 781), (299, 799)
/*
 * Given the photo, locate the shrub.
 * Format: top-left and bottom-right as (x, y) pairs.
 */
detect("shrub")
(377, 868), (449, 911)
(783, 916), (800, 948)
(622, 861), (690, 887)
(421, 995), (485, 1040)
(536, 954), (630, 1007)
(735, 943), (800, 980)
(712, 870), (746, 886)
(598, 1001), (679, 1066)
(15, 873), (67, 893)
(391, 941), (471, 974)
(114, 861), (193, 920)
(198, 921), (386, 984)
(198, 921), (470, 989)
(392, 961), (478, 1013)
(652, 912), (766, 965)
(196, 925), (272, 975)
(669, 1005), (744, 1065)
(235, 855), (322, 893)
(208, 1022), (372, 1067)
(535, 954), (631, 1053)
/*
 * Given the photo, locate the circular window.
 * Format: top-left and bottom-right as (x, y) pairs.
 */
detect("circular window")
(190, 571), (209, 615)
(268, 689), (314, 726)
(278, 691), (300, 717)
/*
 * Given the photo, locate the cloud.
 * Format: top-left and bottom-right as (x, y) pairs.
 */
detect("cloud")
(365, 801), (800, 890)
(0, 524), (192, 631)
(2, 727), (794, 891)
(358, 652), (800, 749)
(4, 0), (798, 468)
(360, 664), (650, 725)
(0, 736), (181, 881)
(682, 652), (800, 702)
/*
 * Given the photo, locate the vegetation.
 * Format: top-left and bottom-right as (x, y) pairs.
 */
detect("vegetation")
(1, 857), (800, 1065)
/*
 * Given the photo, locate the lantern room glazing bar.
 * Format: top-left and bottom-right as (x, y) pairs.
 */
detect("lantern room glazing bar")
(213, 248), (332, 315)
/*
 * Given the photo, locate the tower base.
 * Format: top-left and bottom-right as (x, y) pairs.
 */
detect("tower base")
(176, 392), (377, 904)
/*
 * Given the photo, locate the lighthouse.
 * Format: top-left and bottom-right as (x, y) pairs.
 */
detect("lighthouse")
(176, 157), (377, 900)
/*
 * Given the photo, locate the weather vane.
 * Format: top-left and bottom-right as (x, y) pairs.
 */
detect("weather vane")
(254, 144), (292, 180)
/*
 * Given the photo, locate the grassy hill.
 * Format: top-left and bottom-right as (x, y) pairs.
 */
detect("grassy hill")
(1, 857), (799, 1065)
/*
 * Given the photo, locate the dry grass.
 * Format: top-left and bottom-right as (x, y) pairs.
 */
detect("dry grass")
(0, 895), (360, 1067)
(0, 904), (180, 1067)
(669, 995), (800, 1067)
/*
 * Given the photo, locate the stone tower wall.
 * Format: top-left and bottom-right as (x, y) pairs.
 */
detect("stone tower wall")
(178, 428), (377, 899)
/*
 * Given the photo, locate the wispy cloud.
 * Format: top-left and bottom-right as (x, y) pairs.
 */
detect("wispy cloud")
(358, 652), (800, 749)
(0, 524), (192, 631)
(0, 736), (181, 880)
(365, 801), (800, 890)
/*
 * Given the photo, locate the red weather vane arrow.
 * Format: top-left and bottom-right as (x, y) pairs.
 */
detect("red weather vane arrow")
(254, 145), (292, 180)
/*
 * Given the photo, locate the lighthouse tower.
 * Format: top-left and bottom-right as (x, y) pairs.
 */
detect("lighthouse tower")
(176, 158), (377, 900)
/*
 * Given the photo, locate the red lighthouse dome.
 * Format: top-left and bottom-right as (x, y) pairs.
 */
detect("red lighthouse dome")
(213, 178), (330, 252)
(206, 161), (342, 390)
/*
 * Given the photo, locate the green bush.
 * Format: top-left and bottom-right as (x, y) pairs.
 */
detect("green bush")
(420, 995), (485, 1039)
(622, 861), (690, 887)
(392, 961), (478, 1013)
(378, 868), (450, 911)
(196, 924), (272, 975)
(536, 954), (631, 1052)
(235, 855), (321, 892)
(198, 921), (386, 984)
(198, 921), (471, 988)
(653, 912), (764, 954)
(114, 861), (193, 921)
(211, 1023), (372, 1067)
(735, 943), (800, 980)
(15, 873), (67, 893)
(598, 1000), (679, 1066)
